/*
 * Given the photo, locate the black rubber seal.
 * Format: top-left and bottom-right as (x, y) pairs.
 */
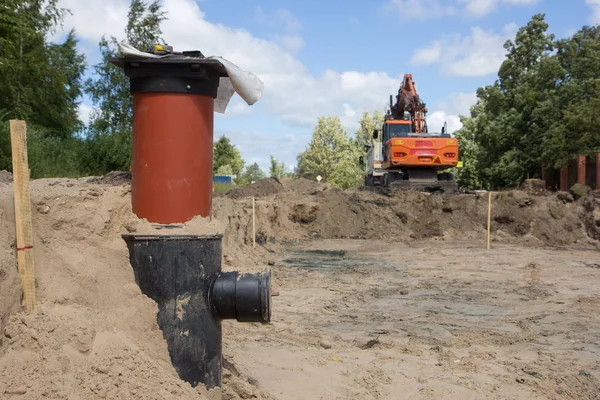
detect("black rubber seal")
(110, 57), (227, 96)
(211, 270), (271, 323)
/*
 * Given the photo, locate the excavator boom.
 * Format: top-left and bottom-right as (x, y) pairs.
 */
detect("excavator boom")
(390, 74), (427, 133)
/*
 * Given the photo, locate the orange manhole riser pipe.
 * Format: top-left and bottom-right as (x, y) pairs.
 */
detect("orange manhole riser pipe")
(109, 55), (225, 224)
(131, 93), (214, 224)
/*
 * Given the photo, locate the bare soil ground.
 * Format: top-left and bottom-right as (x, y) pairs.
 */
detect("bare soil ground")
(0, 174), (599, 399)
(226, 239), (600, 399)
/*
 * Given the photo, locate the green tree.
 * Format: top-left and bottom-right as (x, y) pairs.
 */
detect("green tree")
(269, 155), (285, 178)
(0, 1), (85, 138)
(216, 164), (233, 175)
(296, 115), (362, 188)
(213, 135), (245, 176)
(354, 110), (384, 151)
(463, 14), (560, 188)
(80, 0), (166, 175)
(453, 102), (485, 190)
(329, 137), (363, 189)
(236, 163), (266, 185)
(85, 0), (166, 136)
(542, 25), (600, 168)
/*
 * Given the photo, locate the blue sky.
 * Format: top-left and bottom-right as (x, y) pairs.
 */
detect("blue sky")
(51, 0), (599, 174)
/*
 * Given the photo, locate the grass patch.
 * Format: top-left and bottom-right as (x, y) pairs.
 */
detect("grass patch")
(213, 182), (233, 193)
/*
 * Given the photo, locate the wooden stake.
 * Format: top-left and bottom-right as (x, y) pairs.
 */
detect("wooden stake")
(252, 196), (256, 248)
(487, 191), (492, 250)
(10, 120), (36, 312)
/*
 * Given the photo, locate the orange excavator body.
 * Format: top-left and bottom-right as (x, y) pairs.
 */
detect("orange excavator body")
(377, 74), (459, 190)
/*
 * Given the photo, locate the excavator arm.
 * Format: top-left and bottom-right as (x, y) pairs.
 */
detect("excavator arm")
(389, 74), (428, 133)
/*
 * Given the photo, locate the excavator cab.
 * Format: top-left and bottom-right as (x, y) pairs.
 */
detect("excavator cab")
(383, 121), (411, 140)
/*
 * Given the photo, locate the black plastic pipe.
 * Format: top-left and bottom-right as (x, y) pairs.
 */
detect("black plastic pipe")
(122, 233), (271, 389)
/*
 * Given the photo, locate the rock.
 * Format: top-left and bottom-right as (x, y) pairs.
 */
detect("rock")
(557, 191), (574, 203)
(267, 260), (275, 266)
(37, 204), (51, 214)
(522, 179), (546, 193)
(5, 387), (27, 395)
(319, 340), (332, 349)
(359, 338), (379, 350)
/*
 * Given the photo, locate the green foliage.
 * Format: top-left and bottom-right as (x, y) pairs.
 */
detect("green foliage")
(213, 135), (245, 176)
(0, 119), (85, 178)
(216, 164), (233, 176)
(26, 127), (84, 178)
(85, 0), (166, 136)
(213, 182), (232, 193)
(0, 114), (12, 171)
(453, 109), (483, 190)
(77, 130), (133, 175)
(354, 110), (384, 150)
(296, 115), (362, 188)
(458, 14), (600, 189)
(236, 163), (266, 186)
(269, 155), (285, 178)
(80, 0), (166, 175)
(0, 1), (86, 138)
(329, 137), (363, 189)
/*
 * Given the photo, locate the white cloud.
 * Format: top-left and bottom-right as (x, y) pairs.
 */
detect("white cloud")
(274, 35), (305, 54)
(586, 0), (600, 25)
(410, 23), (517, 76)
(427, 111), (462, 134)
(386, 0), (540, 18)
(77, 103), (94, 126)
(410, 43), (442, 65)
(49, 0), (129, 43)
(427, 91), (478, 133)
(459, 0), (497, 17)
(215, 129), (305, 173)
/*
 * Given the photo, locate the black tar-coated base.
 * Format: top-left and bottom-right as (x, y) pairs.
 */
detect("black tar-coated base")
(123, 234), (224, 388)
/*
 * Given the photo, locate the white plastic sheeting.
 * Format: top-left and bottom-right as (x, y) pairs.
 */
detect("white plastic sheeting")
(118, 43), (264, 113)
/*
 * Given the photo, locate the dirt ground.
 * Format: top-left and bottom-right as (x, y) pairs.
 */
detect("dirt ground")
(0, 174), (599, 399)
(226, 239), (600, 399)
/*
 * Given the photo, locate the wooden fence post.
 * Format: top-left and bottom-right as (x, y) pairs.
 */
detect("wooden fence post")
(10, 120), (36, 312)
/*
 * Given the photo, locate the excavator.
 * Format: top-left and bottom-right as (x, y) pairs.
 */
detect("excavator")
(361, 73), (459, 192)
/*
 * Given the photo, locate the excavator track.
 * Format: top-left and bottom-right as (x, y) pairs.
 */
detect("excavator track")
(388, 180), (458, 194)
(383, 170), (459, 194)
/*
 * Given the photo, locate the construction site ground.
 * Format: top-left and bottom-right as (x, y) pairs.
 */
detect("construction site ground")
(1, 174), (600, 399)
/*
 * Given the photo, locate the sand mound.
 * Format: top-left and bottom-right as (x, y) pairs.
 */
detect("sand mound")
(86, 171), (132, 186)
(226, 178), (285, 199)
(0, 179), (273, 399)
(581, 190), (600, 241)
(280, 177), (327, 194)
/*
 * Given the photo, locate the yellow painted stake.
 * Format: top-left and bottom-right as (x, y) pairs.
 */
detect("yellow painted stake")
(10, 120), (36, 312)
(252, 196), (256, 248)
(487, 191), (492, 250)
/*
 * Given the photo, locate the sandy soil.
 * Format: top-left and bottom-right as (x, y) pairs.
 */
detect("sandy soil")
(0, 173), (599, 399)
(225, 239), (600, 399)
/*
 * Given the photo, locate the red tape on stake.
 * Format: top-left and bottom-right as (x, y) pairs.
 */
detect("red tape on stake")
(17, 245), (33, 251)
